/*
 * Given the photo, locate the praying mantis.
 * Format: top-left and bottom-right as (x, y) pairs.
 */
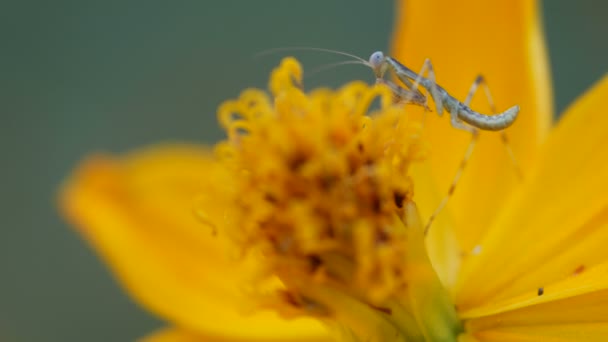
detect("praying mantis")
(258, 47), (522, 235)
(367, 50), (521, 235)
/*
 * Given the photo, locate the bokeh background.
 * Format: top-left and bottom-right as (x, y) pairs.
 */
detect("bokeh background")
(1, 1), (606, 341)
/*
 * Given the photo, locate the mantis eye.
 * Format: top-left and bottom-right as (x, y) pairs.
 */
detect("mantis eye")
(368, 51), (385, 70)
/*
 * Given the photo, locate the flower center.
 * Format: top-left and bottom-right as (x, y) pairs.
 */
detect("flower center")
(213, 58), (461, 341)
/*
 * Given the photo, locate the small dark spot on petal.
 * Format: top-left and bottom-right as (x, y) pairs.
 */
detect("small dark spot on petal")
(537, 287), (544, 296)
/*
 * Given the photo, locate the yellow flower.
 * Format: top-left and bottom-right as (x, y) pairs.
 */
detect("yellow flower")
(59, 0), (608, 341)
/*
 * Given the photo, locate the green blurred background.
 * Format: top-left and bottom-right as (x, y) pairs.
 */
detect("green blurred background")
(1, 1), (606, 341)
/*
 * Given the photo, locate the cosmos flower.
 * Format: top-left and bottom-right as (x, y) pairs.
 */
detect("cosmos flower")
(60, 0), (608, 341)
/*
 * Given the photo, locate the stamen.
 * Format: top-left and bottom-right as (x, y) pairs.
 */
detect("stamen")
(206, 57), (461, 340)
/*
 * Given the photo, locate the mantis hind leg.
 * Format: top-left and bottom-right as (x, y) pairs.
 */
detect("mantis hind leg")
(424, 75), (523, 235)
(424, 76), (482, 235)
(424, 127), (478, 235)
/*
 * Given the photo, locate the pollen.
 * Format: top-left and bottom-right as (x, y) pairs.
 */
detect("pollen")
(214, 57), (430, 319)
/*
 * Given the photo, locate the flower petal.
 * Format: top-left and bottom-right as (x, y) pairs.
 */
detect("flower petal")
(140, 327), (334, 342)
(461, 261), (608, 340)
(392, 0), (553, 251)
(59, 145), (327, 339)
(410, 162), (461, 290)
(472, 324), (608, 342)
(455, 75), (608, 310)
(457, 334), (481, 342)
(461, 260), (608, 320)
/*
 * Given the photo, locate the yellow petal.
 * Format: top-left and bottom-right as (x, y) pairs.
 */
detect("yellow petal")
(411, 161), (461, 290)
(59, 145), (327, 340)
(457, 334), (481, 342)
(461, 260), (608, 320)
(393, 0), (553, 251)
(472, 324), (608, 342)
(455, 75), (608, 309)
(140, 327), (334, 342)
(474, 324), (608, 342)
(461, 261), (608, 340)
